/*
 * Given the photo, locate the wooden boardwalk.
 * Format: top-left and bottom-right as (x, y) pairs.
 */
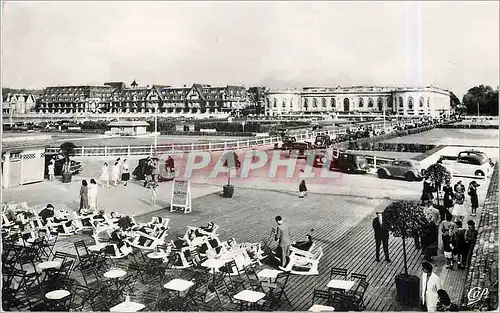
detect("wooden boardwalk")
(50, 189), (431, 311)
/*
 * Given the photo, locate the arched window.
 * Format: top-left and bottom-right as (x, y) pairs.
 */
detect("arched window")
(408, 97), (414, 109)
(343, 98), (350, 112)
(419, 97), (424, 107)
(331, 98), (336, 108)
(322, 98), (327, 107)
(368, 98), (374, 108)
(427, 97), (431, 107)
(358, 98), (364, 108)
(273, 98), (277, 108)
(313, 98), (318, 108)
(304, 98), (309, 108)
(387, 97), (393, 107)
(282, 100), (286, 108)
(377, 97), (383, 111)
(398, 97), (404, 108)
(290, 99), (294, 107)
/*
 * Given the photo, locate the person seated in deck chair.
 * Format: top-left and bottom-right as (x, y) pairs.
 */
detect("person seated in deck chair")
(115, 215), (135, 231)
(173, 229), (196, 249)
(292, 234), (313, 252)
(110, 228), (129, 254)
(38, 204), (55, 224)
(195, 222), (215, 237)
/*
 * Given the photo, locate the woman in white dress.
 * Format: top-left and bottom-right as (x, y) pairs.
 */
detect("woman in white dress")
(452, 189), (466, 221)
(100, 163), (110, 188)
(88, 179), (98, 211)
(111, 161), (121, 187)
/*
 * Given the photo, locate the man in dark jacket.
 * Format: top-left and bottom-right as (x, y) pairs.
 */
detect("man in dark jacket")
(373, 212), (390, 262)
(274, 215), (291, 269)
(38, 204), (55, 223)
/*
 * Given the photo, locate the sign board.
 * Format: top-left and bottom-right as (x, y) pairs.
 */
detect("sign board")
(170, 179), (192, 214)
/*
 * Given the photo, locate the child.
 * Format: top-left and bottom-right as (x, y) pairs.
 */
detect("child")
(443, 228), (454, 269)
(150, 183), (158, 205)
(452, 221), (466, 269)
(48, 160), (55, 181)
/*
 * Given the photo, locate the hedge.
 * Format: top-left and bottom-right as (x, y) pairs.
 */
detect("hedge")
(347, 142), (436, 153)
(412, 145), (446, 161)
(333, 124), (439, 150)
(437, 124), (498, 129)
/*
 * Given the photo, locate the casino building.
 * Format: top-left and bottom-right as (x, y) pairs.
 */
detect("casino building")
(265, 86), (451, 117)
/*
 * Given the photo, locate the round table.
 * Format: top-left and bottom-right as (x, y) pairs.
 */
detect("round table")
(38, 261), (62, 270)
(147, 251), (167, 259)
(104, 269), (127, 279)
(45, 289), (71, 300)
(88, 243), (106, 253)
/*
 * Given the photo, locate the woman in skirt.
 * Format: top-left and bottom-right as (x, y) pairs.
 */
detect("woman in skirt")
(452, 187), (466, 221)
(121, 159), (130, 186)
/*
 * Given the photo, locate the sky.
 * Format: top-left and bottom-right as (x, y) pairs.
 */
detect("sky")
(2, 1), (499, 98)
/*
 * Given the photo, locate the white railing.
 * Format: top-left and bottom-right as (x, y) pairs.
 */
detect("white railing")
(45, 128), (347, 157)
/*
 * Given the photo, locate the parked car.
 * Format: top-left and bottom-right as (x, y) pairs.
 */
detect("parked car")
(438, 150), (494, 178)
(312, 150), (370, 173)
(289, 142), (313, 159)
(132, 157), (175, 181)
(44, 154), (82, 177)
(314, 135), (332, 148)
(274, 136), (297, 150)
(377, 159), (423, 181)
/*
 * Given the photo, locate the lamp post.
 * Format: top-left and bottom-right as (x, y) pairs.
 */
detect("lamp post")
(242, 121), (246, 133)
(476, 102), (480, 118)
(154, 104), (158, 150)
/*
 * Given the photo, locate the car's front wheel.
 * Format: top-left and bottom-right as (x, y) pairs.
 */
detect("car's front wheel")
(405, 172), (416, 181)
(378, 169), (387, 178)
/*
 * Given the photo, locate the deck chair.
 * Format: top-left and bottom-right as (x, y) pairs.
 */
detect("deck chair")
(103, 243), (132, 259)
(284, 245), (324, 276)
(171, 247), (196, 269)
(2, 212), (15, 228)
(29, 216), (46, 230)
(187, 223), (219, 238)
(127, 229), (168, 250)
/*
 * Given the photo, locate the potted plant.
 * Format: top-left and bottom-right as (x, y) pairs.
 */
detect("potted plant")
(383, 200), (430, 306)
(424, 162), (451, 206)
(222, 150), (241, 198)
(59, 142), (76, 183)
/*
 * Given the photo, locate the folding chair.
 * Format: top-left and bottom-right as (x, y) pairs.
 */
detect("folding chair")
(312, 289), (332, 306)
(74, 240), (94, 270)
(329, 267), (348, 279)
(264, 271), (292, 308)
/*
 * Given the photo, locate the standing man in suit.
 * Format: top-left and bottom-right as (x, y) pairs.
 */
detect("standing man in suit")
(274, 215), (291, 269)
(373, 212), (391, 262)
(421, 261), (441, 312)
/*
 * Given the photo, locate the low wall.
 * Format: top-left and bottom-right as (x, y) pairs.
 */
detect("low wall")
(460, 163), (499, 310)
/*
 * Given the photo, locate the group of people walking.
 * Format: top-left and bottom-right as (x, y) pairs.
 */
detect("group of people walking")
(99, 158), (130, 187)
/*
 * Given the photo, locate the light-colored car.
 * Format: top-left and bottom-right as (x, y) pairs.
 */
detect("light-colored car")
(377, 159), (423, 181)
(439, 150), (493, 178)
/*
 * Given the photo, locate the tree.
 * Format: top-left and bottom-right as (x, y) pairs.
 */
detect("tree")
(222, 151), (241, 186)
(59, 142), (76, 174)
(462, 85), (499, 116)
(449, 91), (461, 107)
(383, 200), (430, 277)
(424, 162), (451, 206)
